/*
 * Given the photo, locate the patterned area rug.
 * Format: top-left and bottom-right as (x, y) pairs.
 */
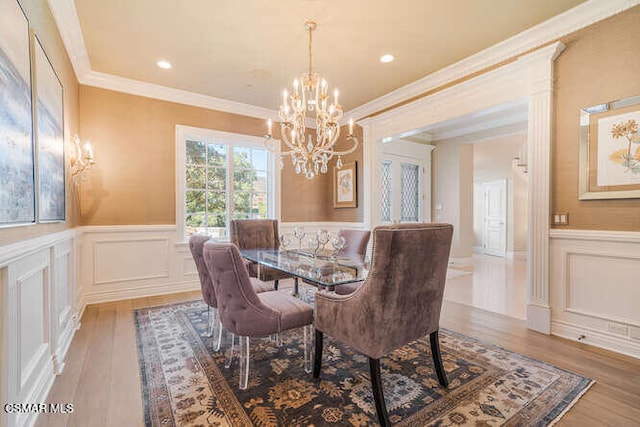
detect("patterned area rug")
(135, 299), (593, 426)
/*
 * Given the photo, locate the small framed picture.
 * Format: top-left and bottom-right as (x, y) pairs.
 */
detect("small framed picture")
(333, 161), (357, 208)
(579, 94), (640, 200)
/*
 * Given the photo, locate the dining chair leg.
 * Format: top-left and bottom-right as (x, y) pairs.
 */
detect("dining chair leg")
(213, 308), (223, 351)
(294, 278), (299, 297)
(274, 279), (279, 290)
(369, 358), (390, 427)
(206, 306), (213, 337)
(303, 325), (312, 373)
(313, 329), (323, 378)
(225, 333), (236, 369)
(429, 330), (448, 388)
(239, 336), (251, 390)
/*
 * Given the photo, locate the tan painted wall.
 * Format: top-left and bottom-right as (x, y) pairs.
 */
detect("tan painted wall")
(0, 0), (79, 245)
(78, 86), (362, 225)
(553, 6), (640, 230)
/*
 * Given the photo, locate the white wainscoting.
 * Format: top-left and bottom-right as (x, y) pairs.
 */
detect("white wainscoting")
(0, 229), (79, 427)
(80, 225), (199, 306)
(550, 229), (640, 359)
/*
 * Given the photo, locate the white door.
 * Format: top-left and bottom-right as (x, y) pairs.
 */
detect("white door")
(380, 154), (425, 224)
(483, 180), (507, 257)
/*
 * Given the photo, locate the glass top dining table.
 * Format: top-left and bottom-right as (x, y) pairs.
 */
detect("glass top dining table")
(239, 249), (369, 291)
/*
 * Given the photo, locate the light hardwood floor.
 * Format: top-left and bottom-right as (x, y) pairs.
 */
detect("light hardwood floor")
(36, 289), (640, 427)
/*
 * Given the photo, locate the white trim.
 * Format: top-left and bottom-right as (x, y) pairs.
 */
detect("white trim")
(83, 280), (199, 306)
(345, 0), (640, 120)
(46, 0), (91, 80)
(82, 71), (278, 120)
(550, 228), (640, 243)
(0, 229), (77, 267)
(552, 320), (640, 359)
(473, 245), (485, 254)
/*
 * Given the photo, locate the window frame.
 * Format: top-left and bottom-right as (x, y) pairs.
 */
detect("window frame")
(176, 125), (280, 241)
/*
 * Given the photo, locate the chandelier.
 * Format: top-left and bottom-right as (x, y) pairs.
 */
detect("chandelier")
(264, 21), (358, 180)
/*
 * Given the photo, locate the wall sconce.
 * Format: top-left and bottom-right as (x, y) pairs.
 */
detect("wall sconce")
(70, 134), (95, 178)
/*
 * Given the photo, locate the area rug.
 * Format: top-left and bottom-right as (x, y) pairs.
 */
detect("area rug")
(135, 299), (593, 426)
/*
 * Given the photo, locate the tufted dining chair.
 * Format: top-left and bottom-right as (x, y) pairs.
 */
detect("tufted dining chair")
(189, 234), (272, 351)
(313, 223), (454, 427)
(203, 241), (314, 390)
(230, 219), (295, 291)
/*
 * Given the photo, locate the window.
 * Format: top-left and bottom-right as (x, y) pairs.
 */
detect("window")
(177, 126), (278, 239)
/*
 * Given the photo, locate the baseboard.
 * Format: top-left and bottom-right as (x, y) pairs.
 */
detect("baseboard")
(83, 280), (200, 306)
(506, 251), (527, 259)
(473, 246), (484, 254)
(552, 320), (640, 359)
(449, 256), (474, 265)
(527, 304), (551, 334)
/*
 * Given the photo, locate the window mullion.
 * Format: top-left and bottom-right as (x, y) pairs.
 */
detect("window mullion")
(227, 143), (233, 235)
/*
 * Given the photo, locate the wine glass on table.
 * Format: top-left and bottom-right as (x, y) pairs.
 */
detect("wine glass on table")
(331, 235), (346, 259)
(279, 234), (291, 252)
(293, 227), (306, 251)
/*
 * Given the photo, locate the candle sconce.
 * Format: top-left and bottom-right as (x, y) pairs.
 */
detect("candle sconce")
(70, 134), (95, 181)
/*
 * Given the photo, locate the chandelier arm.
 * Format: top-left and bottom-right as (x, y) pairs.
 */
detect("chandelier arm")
(317, 136), (359, 157)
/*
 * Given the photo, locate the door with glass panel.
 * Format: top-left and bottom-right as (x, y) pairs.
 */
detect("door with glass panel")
(379, 154), (425, 224)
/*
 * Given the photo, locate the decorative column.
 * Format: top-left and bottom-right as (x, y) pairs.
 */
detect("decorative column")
(518, 42), (565, 333)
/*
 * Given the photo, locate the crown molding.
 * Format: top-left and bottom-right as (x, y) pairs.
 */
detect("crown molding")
(47, 0), (90, 79)
(49, 0), (640, 121)
(82, 71), (278, 120)
(345, 0), (640, 120)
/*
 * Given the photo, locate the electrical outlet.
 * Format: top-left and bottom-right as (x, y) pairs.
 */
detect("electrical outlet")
(607, 322), (629, 337)
(552, 212), (569, 225)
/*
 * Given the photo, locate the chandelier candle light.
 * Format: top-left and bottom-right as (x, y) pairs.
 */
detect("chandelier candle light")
(264, 21), (358, 180)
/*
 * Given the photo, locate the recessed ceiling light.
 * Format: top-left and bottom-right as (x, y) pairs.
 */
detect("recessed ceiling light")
(157, 60), (172, 69)
(380, 54), (394, 63)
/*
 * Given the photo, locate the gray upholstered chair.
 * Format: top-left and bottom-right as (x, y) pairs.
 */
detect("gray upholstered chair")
(203, 241), (314, 389)
(230, 219), (295, 291)
(313, 223), (454, 427)
(189, 234), (272, 351)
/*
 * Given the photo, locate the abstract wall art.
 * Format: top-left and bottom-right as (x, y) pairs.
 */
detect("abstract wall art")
(0, 0), (35, 226)
(35, 36), (65, 221)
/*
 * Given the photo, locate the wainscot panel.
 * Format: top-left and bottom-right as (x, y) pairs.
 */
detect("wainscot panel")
(0, 229), (79, 427)
(550, 229), (640, 359)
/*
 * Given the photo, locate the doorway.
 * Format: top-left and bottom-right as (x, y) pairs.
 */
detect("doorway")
(482, 180), (507, 257)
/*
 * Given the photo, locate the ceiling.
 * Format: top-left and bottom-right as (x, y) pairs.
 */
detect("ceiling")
(73, 0), (586, 113)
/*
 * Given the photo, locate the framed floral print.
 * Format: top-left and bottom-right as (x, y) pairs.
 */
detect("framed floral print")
(333, 161), (357, 208)
(579, 94), (640, 200)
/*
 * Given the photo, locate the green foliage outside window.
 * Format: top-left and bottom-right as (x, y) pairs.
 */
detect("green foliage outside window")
(185, 140), (269, 236)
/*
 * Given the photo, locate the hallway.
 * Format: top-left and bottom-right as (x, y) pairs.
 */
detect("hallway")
(444, 254), (527, 319)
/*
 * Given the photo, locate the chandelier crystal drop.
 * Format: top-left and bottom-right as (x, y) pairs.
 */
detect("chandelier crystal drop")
(264, 21), (358, 180)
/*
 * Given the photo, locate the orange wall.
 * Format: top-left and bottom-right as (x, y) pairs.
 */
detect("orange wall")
(0, 0), (79, 245)
(78, 86), (362, 225)
(553, 6), (640, 230)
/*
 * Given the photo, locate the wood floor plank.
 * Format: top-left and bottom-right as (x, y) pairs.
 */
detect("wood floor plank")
(67, 308), (116, 427)
(34, 292), (640, 427)
(105, 306), (144, 427)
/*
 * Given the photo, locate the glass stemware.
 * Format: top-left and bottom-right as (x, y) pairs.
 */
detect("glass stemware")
(316, 229), (330, 253)
(331, 235), (346, 258)
(279, 234), (291, 251)
(293, 227), (306, 251)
